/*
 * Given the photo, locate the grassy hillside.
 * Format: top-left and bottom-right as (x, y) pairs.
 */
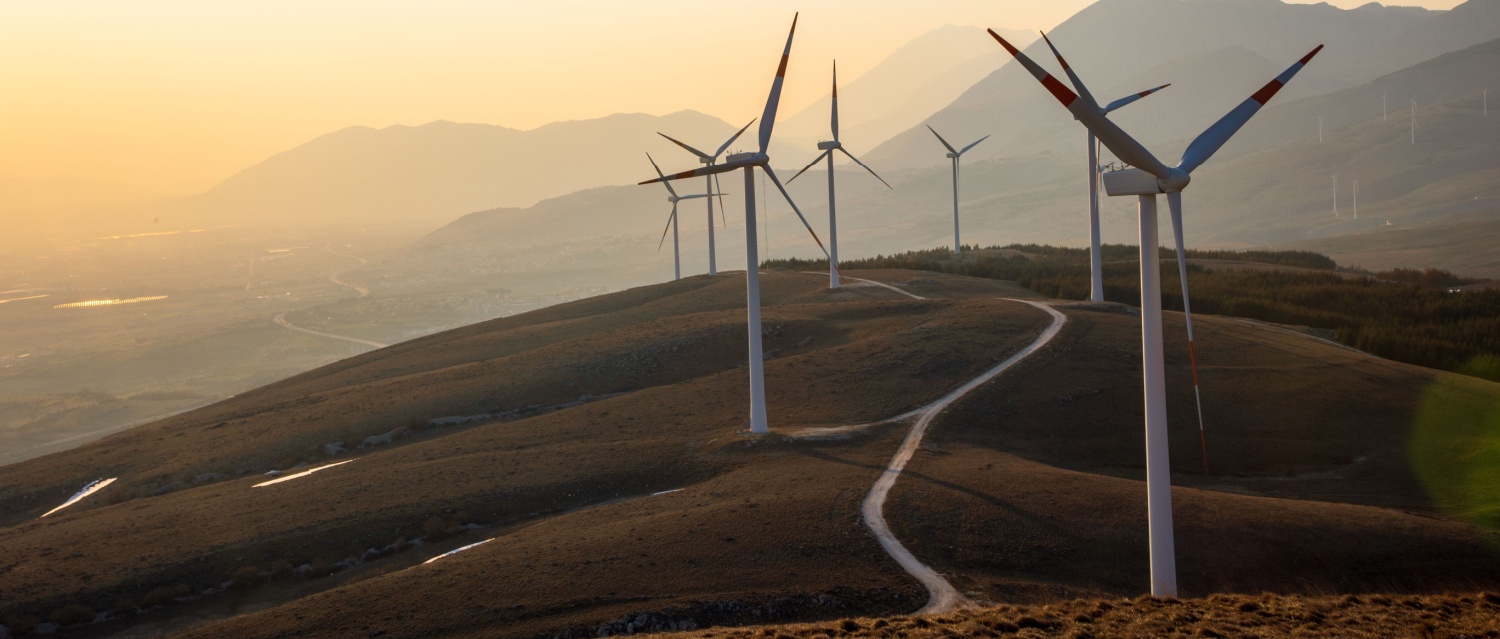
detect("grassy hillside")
(2, 270), (1497, 639)
(767, 245), (1500, 380)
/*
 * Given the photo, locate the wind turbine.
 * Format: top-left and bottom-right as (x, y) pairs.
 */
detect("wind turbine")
(1082, 83), (1171, 301)
(996, 29), (1323, 597)
(1352, 178), (1359, 220)
(646, 153), (718, 281)
(927, 126), (988, 254)
(788, 60), (893, 288)
(1331, 173), (1339, 218)
(640, 13), (834, 435)
(657, 120), (756, 277)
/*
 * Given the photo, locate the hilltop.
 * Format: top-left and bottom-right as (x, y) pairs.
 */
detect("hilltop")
(0, 269), (1497, 638)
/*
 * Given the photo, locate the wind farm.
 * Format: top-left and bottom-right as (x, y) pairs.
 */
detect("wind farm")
(2, 2), (1500, 639)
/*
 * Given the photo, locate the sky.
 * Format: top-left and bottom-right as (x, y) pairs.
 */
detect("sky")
(0, 0), (1464, 196)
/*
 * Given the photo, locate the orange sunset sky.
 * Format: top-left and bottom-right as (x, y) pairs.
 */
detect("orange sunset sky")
(0, 0), (1464, 197)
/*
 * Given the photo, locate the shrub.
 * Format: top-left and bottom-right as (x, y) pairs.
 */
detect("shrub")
(49, 604), (95, 626)
(230, 565), (265, 589)
(113, 597), (137, 615)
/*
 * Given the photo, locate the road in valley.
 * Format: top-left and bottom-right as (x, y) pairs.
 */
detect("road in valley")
(273, 312), (388, 350)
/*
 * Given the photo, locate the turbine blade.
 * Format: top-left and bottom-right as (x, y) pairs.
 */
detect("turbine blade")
(787, 150), (832, 184)
(646, 152), (678, 197)
(1040, 32), (1099, 109)
(959, 135), (990, 155)
(990, 29), (1173, 180)
(758, 13), (799, 154)
(1178, 45), (1323, 174)
(926, 125), (958, 154)
(838, 148), (892, 189)
(762, 166), (833, 262)
(830, 60), (840, 141)
(1167, 191), (1209, 475)
(657, 133), (711, 161)
(1103, 83), (1171, 114)
(713, 173), (728, 226)
(657, 203), (678, 252)
(713, 120), (756, 159)
(639, 159), (747, 185)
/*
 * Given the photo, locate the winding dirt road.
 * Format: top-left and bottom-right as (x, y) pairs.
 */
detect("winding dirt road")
(325, 242), (371, 298)
(838, 276), (1068, 614)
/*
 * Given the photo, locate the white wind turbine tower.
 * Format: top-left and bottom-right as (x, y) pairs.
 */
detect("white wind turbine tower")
(998, 29), (1323, 597)
(1352, 178), (1359, 220)
(657, 120), (757, 277)
(645, 153), (718, 281)
(1331, 173), (1339, 218)
(1412, 98), (1417, 144)
(1082, 82), (1171, 301)
(927, 126), (989, 254)
(641, 13), (834, 435)
(788, 60), (893, 288)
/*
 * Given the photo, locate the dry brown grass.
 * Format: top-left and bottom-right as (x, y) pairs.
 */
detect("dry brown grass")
(640, 592), (1500, 639)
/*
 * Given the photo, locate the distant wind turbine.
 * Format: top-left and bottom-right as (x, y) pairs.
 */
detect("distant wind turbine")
(1412, 98), (1417, 144)
(997, 28), (1322, 597)
(645, 153), (717, 281)
(1352, 179), (1359, 220)
(1068, 74), (1170, 302)
(657, 120), (756, 277)
(788, 60), (892, 289)
(926, 126), (988, 254)
(1331, 173), (1339, 218)
(641, 13), (834, 435)
(1318, 115), (1324, 143)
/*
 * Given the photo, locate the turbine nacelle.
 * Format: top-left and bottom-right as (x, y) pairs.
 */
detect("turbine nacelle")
(1100, 167), (1191, 196)
(945, 152), (959, 159)
(816, 140), (840, 151)
(726, 151), (766, 164)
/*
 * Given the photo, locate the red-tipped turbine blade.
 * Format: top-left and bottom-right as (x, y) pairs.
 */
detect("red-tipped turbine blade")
(762, 166), (832, 262)
(713, 120), (757, 159)
(646, 152), (678, 198)
(830, 60), (840, 141)
(657, 133), (711, 161)
(639, 159), (747, 185)
(757, 13), (798, 154)
(838, 148), (892, 189)
(1178, 45), (1323, 174)
(990, 29), (1173, 181)
(1103, 83), (1171, 114)
(1167, 191), (1209, 475)
(787, 150), (832, 184)
(1040, 32), (1099, 109)
(927, 125), (957, 154)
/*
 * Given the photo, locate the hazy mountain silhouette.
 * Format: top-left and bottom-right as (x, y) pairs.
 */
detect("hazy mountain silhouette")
(408, 35), (1500, 286)
(776, 26), (1035, 147)
(175, 111), (791, 231)
(867, 0), (1479, 169)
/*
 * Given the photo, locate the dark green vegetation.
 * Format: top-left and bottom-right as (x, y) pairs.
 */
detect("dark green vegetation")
(766, 245), (1500, 380)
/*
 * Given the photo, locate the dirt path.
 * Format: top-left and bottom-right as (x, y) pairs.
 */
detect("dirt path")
(845, 280), (1067, 614)
(273, 312), (387, 350)
(325, 242), (371, 298)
